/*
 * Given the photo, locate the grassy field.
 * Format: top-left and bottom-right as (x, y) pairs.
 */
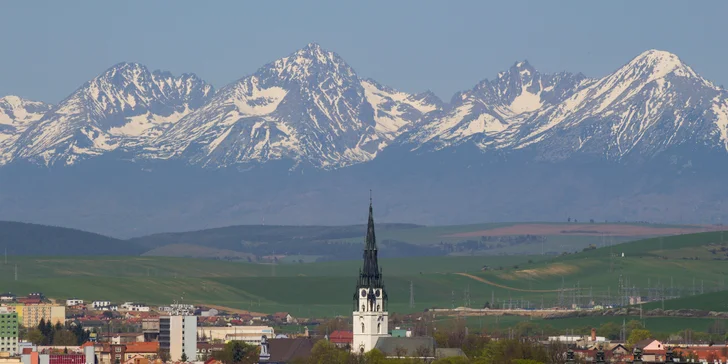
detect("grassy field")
(0, 255), (543, 317)
(640, 290), (728, 311)
(2, 230), (728, 319)
(129, 221), (711, 259)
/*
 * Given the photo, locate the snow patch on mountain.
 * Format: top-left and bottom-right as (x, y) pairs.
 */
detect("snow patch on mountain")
(12, 62), (213, 166)
(0, 96), (53, 164)
(147, 44), (441, 169)
(510, 85), (542, 113)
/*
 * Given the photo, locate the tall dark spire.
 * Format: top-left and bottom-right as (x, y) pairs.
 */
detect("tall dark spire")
(356, 196), (385, 289)
(360, 197), (381, 286)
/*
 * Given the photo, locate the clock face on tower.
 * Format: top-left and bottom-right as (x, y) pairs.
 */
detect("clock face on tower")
(361, 289), (367, 297)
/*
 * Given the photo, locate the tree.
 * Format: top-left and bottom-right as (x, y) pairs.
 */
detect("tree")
(627, 329), (652, 347)
(315, 317), (349, 336)
(180, 352), (188, 363)
(53, 330), (77, 346)
(305, 340), (348, 364)
(27, 329), (45, 345)
(212, 341), (258, 364)
(157, 348), (170, 363)
(598, 322), (622, 340)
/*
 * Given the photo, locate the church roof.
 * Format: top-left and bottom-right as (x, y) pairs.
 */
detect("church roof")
(436, 348), (468, 359)
(374, 337), (436, 358)
(266, 338), (314, 363)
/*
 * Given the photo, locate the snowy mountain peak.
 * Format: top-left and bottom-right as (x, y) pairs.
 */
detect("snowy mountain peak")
(11, 63), (213, 166)
(620, 49), (698, 81)
(0, 96), (51, 126)
(147, 44), (442, 169)
(264, 42), (356, 84)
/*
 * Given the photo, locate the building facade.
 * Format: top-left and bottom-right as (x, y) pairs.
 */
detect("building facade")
(0, 309), (18, 355)
(21, 305), (65, 329)
(352, 200), (389, 354)
(65, 299), (83, 307)
(196, 326), (274, 344)
(159, 316), (196, 362)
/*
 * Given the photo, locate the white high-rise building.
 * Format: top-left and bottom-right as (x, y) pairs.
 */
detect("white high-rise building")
(352, 200), (389, 354)
(160, 315), (197, 362)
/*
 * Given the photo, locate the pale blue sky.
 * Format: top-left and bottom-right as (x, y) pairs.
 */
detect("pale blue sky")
(1, 1), (725, 104)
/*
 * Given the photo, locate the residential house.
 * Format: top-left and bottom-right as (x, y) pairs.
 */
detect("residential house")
(123, 355), (151, 364)
(271, 313), (295, 324)
(675, 345), (728, 363)
(124, 342), (159, 361)
(99, 343), (126, 364)
(0, 294), (16, 303)
(97, 305), (119, 312)
(199, 309), (218, 317)
(120, 303), (149, 312)
(66, 299), (84, 307)
(98, 333), (145, 345)
(196, 343), (225, 361)
(92, 301), (112, 310)
(328, 331), (352, 349)
(633, 338), (666, 362)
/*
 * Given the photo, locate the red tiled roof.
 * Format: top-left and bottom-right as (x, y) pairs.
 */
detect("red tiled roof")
(329, 330), (353, 344)
(18, 298), (43, 304)
(125, 342), (159, 353)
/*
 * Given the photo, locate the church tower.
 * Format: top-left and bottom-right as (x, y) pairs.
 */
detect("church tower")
(352, 198), (389, 354)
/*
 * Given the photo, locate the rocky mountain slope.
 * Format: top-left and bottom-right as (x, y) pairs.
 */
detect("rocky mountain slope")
(12, 62), (214, 166)
(1, 45), (727, 235)
(0, 96), (52, 164)
(144, 43), (442, 169)
(0, 46), (726, 169)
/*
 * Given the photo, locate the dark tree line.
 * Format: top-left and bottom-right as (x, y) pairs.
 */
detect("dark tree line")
(440, 235), (547, 253)
(26, 319), (91, 346)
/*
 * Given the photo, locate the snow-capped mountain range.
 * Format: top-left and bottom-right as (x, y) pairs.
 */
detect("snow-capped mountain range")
(2, 44), (726, 170)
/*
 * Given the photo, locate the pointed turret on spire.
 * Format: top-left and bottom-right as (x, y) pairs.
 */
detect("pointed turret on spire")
(353, 193), (387, 308)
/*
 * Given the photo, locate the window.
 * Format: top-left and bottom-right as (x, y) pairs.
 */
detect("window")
(361, 323), (365, 333)
(115, 347), (122, 353)
(377, 323), (381, 334)
(361, 305), (365, 311)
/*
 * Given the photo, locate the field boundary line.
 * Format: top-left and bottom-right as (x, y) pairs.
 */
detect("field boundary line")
(455, 272), (573, 293)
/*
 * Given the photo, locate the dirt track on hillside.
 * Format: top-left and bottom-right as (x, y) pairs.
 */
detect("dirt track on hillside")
(455, 273), (572, 293)
(203, 304), (267, 317)
(444, 224), (721, 238)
